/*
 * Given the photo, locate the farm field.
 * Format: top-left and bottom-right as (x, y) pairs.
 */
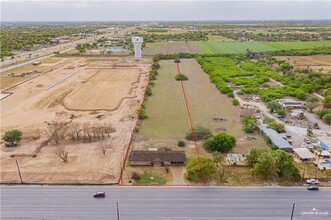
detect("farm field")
(196, 41), (331, 54)
(143, 40), (330, 55)
(274, 55), (331, 73)
(124, 59), (269, 185)
(138, 59), (268, 152)
(142, 42), (203, 56)
(1, 56), (150, 184)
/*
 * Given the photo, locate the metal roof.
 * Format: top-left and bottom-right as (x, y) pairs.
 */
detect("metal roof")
(293, 148), (315, 159)
(258, 124), (293, 151)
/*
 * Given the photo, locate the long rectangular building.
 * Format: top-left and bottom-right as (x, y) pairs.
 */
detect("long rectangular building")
(258, 124), (294, 152)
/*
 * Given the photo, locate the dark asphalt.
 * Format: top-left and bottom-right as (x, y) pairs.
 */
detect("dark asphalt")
(1, 185), (330, 220)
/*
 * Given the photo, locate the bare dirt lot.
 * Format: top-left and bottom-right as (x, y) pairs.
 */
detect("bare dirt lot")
(64, 68), (140, 111)
(275, 55), (331, 73)
(1, 56), (150, 184)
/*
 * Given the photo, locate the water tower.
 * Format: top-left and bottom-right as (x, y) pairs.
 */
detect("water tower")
(132, 37), (143, 60)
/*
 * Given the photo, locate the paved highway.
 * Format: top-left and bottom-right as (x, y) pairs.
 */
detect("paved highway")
(1, 186), (330, 220)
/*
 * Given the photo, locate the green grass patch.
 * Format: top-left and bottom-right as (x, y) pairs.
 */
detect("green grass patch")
(136, 172), (167, 185)
(196, 41), (331, 54)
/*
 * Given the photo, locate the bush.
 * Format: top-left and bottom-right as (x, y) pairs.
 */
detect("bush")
(322, 113), (331, 124)
(267, 122), (285, 133)
(242, 116), (257, 133)
(2, 129), (23, 147)
(175, 74), (188, 81)
(232, 99), (240, 106)
(186, 126), (213, 141)
(316, 108), (331, 119)
(177, 140), (186, 147)
(131, 172), (141, 180)
(137, 107), (149, 120)
(203, 132), (236, 153)
(227, 92), (234, 98)
(146, 88), (153, 96)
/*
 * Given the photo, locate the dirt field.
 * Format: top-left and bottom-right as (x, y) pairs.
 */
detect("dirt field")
(1, 56), (150, 184)
(64, 68), (140, 111)
(275, 55), (331, 73)
(1, 58), (68, 90)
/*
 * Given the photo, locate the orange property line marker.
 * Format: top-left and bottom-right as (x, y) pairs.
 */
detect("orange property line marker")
(176, 62), (206, 185)
(118, 65), (154, 186)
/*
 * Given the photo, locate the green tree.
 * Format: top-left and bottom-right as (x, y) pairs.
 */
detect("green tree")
(306, 102), (319, 113)
(246, 148), (267, 166)
(185, 156), (217, 182)
(212, 151), (225, 166)
(307, 126), (313, 137)
(186, 126), (213, 141)
(203, 132), (236, 153)
(232, 99), (240, 106)
(2, 129), (23, 146)
(242, 116), (257, 133)
(271, 150), (301, 181)
(267, 122), (285, 133)
(253, 152), (278, 180)
(267, 101), (282, 113)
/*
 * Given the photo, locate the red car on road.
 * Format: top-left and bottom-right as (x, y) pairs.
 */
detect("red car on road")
(93, 192), (106, 198)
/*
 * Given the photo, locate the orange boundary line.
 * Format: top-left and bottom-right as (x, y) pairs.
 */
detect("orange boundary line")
(176, 62), (206, 185)
(118, 65), (154, 185)
(118, 60), (207, 186)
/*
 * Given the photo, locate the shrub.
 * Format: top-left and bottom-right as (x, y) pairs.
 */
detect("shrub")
(2, 129), (23, 147)
(146, 88), (153, 96)
(232, 99), (240, 106)
(186, 126), (213, 140)
(137, 107), (149, 120)
(267, 122), (285, 133)
(316, 108), (331, 119)
(131, 172), (141, 180)
(242, 116), (257, 133)
(175, 74), (188, 81)
(322, 113), (331, 124)
(177, 140), (186, 147)
(203, 132), (236, 153)
(227, 92), (234, 98)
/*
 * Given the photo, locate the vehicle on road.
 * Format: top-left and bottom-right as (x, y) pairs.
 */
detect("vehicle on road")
(93, 192), (106, 198)
(307, 185), (319, 190)
(306, 179), (320, 185)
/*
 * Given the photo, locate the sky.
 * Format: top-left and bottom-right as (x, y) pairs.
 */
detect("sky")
(1, 0), (331, 22)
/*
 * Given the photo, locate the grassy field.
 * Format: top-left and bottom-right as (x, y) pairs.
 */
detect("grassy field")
(143, 41), (330, 55)
(143, 42), (203, 56)
(196, 41), (331, 54)
(139, 59), (269, 153)
(207, 35), (235, 42)
(139, 60), (190, 140)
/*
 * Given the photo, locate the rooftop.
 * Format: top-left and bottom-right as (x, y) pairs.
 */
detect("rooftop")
(130, 148), (186, 162)
(293, 148), (315, 159)
(258, 124), (293, 151)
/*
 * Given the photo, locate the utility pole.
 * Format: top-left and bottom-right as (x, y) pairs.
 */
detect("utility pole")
(290, 203), (296, 220)
(117, 202), (120, 220)
(15, 160), (23, 184)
